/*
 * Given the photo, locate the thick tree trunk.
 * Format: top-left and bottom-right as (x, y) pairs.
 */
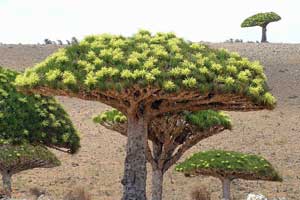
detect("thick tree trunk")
(151, 143), (164, 200)
(122, 115), (148, 200)
(151, 170), (163, 200)
(261, 25), (267, 43)
(2, 171), (12, 197)
(221, 178), (231, 200)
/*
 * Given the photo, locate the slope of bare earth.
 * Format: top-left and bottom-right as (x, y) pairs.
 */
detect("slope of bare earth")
(0, 43), (299, 200)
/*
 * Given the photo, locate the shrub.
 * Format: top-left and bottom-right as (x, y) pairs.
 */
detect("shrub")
(63, 187), (92, 200)
(191, 185), (211, 200)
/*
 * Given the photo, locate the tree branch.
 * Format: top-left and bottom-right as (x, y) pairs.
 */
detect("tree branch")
(45, 144), (72, 154)
(23, 87), (128, 114)
(148, 93), (265, 119)
(100, 122), (127, 136)
(163, 125), (226, 173)
(146, 142), (157, 170)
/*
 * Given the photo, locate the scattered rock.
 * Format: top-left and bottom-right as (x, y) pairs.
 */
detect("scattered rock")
(279, 69), (288, 73)
(37, 194), (51, 200)
(288, 95), (298, 99)
(247, 193), (268, 200)
(71, 162), (79, 167)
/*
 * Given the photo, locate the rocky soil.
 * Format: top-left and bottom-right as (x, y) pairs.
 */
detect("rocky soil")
(0, 43), (299, 200)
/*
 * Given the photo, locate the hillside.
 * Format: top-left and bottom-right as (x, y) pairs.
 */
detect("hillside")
(0, 43), (299, 200)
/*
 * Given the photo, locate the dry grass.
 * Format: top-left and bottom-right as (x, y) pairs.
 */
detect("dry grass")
(190, 185), (211, 200)
(63, 187), (92, 200)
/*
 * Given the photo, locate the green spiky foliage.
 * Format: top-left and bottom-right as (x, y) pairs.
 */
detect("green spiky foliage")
(0, 144), (60, 173)
(0, 67), (80, 153)
(16, 30), (275, 108)
(241, 12), (281, 28)
(93, 109), (127, 124)
(176, 150), (282, 182)
(185, 110), (231, 131)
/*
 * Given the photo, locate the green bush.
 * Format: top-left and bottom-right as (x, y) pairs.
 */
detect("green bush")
(0, 67), (80, 153)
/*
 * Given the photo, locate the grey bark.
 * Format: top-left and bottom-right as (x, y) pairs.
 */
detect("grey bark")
(151, 143), (164, 200)
(261, 25), (267, 43)
(122, 115), (148, 200)
(221, 178), (231, 200)
(151, 169), (163, 200)
(2, 171), (12, 197)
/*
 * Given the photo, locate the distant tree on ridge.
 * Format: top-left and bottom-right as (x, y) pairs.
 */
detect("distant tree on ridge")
(241, 12), (281, 43)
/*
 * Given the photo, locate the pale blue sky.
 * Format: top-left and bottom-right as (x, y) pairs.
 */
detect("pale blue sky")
(0, 0), (299, 44)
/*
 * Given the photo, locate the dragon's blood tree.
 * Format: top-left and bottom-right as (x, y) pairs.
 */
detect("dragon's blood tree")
(176, 150), (282, 200)
(241, 12), (281, 43)
(93, 109), (231, 200)
(0, 67), (80, 197)
(15, 30), (275, 200)
(0, 144), (60, 197)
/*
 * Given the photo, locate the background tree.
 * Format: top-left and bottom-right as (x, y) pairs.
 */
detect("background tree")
(176, 150), (282, 200)
(0, 66), (80, 197)
(57, 40), (63, 45)
(241, 12), (281, 43)
(93, 109), (231, 200)
(71, 37), (79, 44)
(15, 30), (275, 200)
(44, 38), (52, 45)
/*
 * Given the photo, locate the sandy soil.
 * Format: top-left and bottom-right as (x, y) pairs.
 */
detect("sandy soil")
(0, 43), (299, 200)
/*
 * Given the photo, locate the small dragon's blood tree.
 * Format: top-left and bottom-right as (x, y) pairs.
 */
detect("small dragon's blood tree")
(93, 109), (231, 200)
(0, 67), (80, 197)
(176, 150), (282, 200)
(15, 30), (275, 200)
(0, 144), (60, 197)
(241, 12), (281, 43)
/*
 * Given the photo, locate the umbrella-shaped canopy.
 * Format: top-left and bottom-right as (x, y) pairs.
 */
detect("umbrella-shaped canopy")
(15, 31), (276, 114)
(0, 143), (60, 175)
(241, 12), (281, 28)
(176, 150), (282, 182)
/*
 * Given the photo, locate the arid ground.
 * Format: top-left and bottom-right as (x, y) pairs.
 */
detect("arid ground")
(0, 43), (299, 200)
